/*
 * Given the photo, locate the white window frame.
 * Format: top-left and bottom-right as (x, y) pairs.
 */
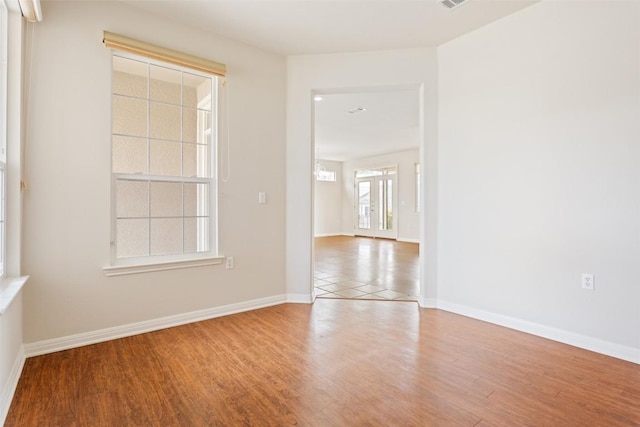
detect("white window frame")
(104, 52), (223, 276)
(316, 169), (336, 182)
(0, 1), (30, 311)
(0, 0), (7, 279)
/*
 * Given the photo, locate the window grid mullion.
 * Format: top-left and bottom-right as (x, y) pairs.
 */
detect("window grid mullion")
(146, 62), (152, 257)
(180, 72), (185, 254)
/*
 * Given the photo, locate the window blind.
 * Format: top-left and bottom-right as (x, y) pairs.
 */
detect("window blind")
(103, 31), (226, 77)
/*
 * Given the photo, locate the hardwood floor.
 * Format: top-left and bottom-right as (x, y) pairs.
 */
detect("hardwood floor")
(6, 299), (640, 426)
(314, 236), (419, 300)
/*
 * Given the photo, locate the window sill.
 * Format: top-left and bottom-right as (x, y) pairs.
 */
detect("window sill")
(0, 276), (29, 315)
(103, 256), (224, 277)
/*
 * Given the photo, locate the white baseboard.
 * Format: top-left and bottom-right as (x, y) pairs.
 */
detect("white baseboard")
(24, 295), (287, 357)
(314, 234), (417, 243)
(0, 345), (25, 426)
(313, 233), (343, 238)
(397, 238), (420, 244)
(286, 293), (314, 304)
(418, 296), (437, 308)
(437, 300), (640, 365)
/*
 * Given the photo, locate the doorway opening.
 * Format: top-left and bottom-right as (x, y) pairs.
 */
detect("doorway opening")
(312, 87), (420, 301)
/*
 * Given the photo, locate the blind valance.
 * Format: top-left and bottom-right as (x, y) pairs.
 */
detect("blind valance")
(103, 31), (226, 77)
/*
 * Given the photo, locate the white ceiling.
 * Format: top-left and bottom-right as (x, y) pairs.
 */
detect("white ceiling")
(314, 89), (420, 161)
(123, 0), (537, 161)
(124, 0), (537, 56)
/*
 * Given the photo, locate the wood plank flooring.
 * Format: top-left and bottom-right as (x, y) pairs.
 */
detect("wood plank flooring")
(6, 299), (640, 426)
(314, 236), (419, 300)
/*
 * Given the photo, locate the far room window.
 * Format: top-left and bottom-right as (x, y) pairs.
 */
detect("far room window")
(109, 50), (220, 263)
(316, 169), (336, 182)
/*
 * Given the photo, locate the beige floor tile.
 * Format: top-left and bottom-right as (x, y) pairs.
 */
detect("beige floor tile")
(356, 284), (387, 293)
(314, 271), (333, 279)
(372, 289), (407, 300)
(333, 288), (368, 298)
(314, 279), (332, 287)
(317, 283), (353, 292)
(314, 288), (330, 296)
(334, 280), (367, 289)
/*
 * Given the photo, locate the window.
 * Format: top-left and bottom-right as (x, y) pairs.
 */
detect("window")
(316, 169), (336, 182)
(110, 53), (218, 264)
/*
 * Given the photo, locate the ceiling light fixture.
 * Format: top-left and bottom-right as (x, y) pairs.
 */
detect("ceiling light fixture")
(347, 106), (366, 114)
(439, 0), (469, 10)
(314, 146), (325, 176)
(314, 96), (324, 101)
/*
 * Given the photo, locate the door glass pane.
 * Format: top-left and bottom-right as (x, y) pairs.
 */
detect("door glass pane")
(379, 179), (393, 231)
(357, 181), (371, 229)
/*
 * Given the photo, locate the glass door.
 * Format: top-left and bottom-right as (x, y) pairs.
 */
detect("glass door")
(355, 172), (397, 239)
(376, 175), (396, 239)
(356, 178), (374, 237)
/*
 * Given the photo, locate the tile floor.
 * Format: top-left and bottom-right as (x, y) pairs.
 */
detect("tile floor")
(314, 271), (417, 301)
(314, 236), (419, 301)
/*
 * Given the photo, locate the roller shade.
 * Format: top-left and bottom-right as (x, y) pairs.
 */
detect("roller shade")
(18, 0), (43, 22)
(103, 31), (226, 77)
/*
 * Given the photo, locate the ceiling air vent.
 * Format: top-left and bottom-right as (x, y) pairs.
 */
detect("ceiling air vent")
(439, 0), (468, 10)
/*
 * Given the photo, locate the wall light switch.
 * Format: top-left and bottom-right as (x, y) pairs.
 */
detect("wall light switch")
(258, 192), (266, 204)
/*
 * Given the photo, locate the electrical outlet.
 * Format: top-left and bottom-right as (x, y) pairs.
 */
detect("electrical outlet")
(581, 273), (594, 290)
(226, 256), (234, 269)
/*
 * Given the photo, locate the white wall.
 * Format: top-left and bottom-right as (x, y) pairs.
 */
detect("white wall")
(314, 159), (342, 237)
(438, 0), (640, 358)
(342, 149), (419, 242)
(21, 1), (287, 343)
(287, 49), (439, 302)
